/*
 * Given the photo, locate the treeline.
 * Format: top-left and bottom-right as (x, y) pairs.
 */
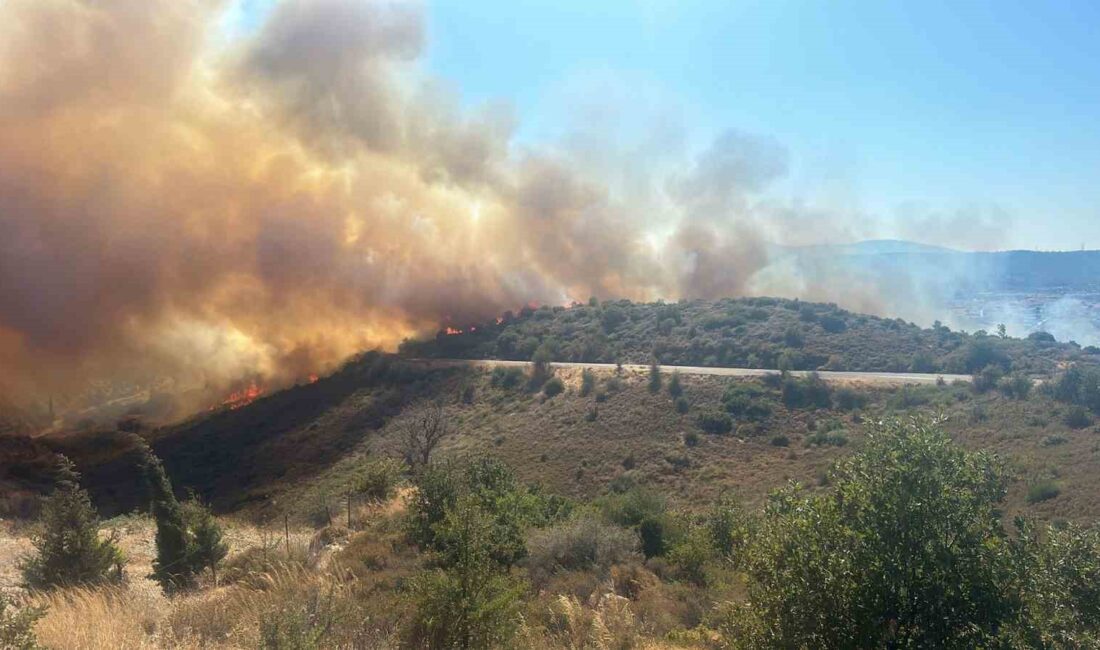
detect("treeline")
(401, 297), (1092, 375)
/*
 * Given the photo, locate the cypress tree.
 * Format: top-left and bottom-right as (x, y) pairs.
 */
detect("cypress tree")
(140, 443), (193, 591)
(19, 456), (123, 590)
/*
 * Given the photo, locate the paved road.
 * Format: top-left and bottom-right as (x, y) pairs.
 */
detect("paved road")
(412, 358), (970, 386)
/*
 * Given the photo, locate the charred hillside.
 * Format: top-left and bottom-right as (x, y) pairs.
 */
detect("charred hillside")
(401, 297), (1093, 374)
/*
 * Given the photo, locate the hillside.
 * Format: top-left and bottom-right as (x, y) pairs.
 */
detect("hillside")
(400, 297), (1093, 374)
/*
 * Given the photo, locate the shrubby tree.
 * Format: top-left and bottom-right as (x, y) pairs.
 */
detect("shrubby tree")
(667, 372), (683, 399)
(401, 403), (450, 470)
(579, 368), (596, 397)
(0, 593), (43, 650)
(20, 456), (123, 590)
(720, 417), (1100, 648)
(140, 443), (229, 591)
(407, 497), (527, 649)
(407, 457), (570, 568)
(648, 361), (662, 394)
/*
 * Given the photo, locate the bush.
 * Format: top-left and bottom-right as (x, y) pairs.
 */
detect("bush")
(19, 456), (123, 590)
(668, 525), (715, 585)
(1064, 406), (1093, 430)
(770, 435), (790, 447)
(695, 411), (733, 435)
(579, 369), (596, 397)
(674, 397), (689, 414)
(353, 457), (404, 501)
(721, 418), (1019, 647)
(525, 514), (639, 581)
(998, 373), (1033, 400)
(490, 366), (524, 390)
(407, 498), (526, 649)
(0, 593), (44, 650)
(667, 373), (683, 398)
(648, 362), (662, 394)
(805, 430), (848, 447)
(1027, 479), (1062, 504)
(834, 387), (869, 411)
(683, 431), (700, 447)
(543, 376), (564, 398)
(781, 373), (832, 409)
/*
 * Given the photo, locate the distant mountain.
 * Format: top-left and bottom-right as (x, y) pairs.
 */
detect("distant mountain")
(784, 241), (1100, 293)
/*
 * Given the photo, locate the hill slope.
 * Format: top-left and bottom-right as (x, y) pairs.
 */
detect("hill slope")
(400, 297), (1092, 374)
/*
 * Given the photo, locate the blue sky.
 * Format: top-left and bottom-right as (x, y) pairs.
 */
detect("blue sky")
(244, 1), (1100, 250)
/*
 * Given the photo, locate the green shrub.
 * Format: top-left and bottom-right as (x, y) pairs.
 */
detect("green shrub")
(1064, 406), (1093, 429)
(490, 366), (524, 390)
(695, 411), (733, 435)
(770, 435), (790, 447)
(998, 373), (1033, 400)
(668, 524), (715, 586)
(524, 514), (639, 581)
(579, 369), (596, 397)
(0, 593), (44, 650)
(834, 387), (869, 411)
(683, 431), (700, 447)
(542, 376), (564, 397)
(648, 362), (662, 394)
(353, 457), (405, 501)
(1027, 480), (1062, 504)
(407, 498), (526, 649)
(781, 373), (832, 409)
(667, 372), (683, 398)
(721, 418), (1019, 647)
(675, 396), (689, 414)
(19, 456), (123, 590)
(805, 430), (848, 447)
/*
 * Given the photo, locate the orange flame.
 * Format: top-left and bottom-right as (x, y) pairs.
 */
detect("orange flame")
(444, 327), (462, 335)
(308, 373), (319, 383)
(217, 381), (265, 410)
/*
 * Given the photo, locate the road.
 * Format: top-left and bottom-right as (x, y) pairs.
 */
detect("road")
(411, 358), (971, 386)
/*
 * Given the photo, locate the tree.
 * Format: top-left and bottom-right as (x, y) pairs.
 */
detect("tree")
(141, 443), (193, 591)
(19, 456), (123, 590)
(529, 344), (554, 390)
(648, 361), (662, 394)
(667, 372), (683, 399)
(407, 497), (527, 649)
(722, 418), (1017, 648)
(579, 369), (596, 397)
(183, 495), (228, 584)
(401, 403), (450, 470)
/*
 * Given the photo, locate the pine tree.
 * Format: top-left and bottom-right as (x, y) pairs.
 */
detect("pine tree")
(183, 495), (228, 584)
(19, 456), (123, 590)
(648, 361), (662, 393)
(140, 443), (194, 591)
(667, 372), (683, 399)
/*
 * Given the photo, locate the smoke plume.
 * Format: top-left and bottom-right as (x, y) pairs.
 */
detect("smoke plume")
(0, 0), (1025, 419)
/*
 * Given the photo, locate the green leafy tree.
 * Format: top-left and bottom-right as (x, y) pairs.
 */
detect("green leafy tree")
(407, 497), (527, 649)
(723, 417), (1017, 648)
(19, 456), (123, 590)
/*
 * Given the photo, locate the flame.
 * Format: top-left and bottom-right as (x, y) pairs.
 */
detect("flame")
(308, 373), (319, 384)
(444, 327), (462, 335)
(216, 381), (265, 410)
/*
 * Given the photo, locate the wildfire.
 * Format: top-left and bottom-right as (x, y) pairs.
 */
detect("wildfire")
(444, 327), (462, 335)
(216, 381), (265, 410)
(308, 373), (319, 384)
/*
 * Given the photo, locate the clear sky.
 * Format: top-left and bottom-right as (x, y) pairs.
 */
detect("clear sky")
(245, 1), (1100, 251)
